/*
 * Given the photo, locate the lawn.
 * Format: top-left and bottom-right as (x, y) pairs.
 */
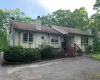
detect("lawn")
(88, 53), (100, 60)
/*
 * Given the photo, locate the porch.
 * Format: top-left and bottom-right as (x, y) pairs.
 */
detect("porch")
(62, 34), (83, 57)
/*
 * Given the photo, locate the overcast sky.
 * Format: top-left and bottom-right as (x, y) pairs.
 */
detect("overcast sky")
(0, 0), (96, 18)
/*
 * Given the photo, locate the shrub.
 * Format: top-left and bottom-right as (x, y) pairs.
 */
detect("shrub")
(40, 45), (55, 59)
(4, 45), (65, 62)
(24, 48), (41, 61)
(93, 45), (100, 52)
(53, 49), (65, 58)
(86, 45), (93, 53)
(4, 46), (41, 62)
(4, 46), (24, 62)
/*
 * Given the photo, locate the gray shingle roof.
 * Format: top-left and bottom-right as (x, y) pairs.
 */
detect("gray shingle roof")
(52, 25), (93, 36)
(11, 21), (62, 35)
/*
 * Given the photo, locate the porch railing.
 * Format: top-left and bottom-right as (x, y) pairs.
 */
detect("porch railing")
(66, 44), (75, 57)
(66, 43), (83, 57)
(74, 43), (83, 56)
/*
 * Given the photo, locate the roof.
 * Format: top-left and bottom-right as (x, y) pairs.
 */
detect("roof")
(11, 21), (62, 35)
(52, 25), (93, 36)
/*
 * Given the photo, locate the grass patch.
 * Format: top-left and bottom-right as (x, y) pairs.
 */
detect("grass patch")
(88, 53), (100, 60)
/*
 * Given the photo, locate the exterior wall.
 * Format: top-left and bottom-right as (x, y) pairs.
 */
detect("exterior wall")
(75, 35), (93, 52)
(14, 30), (19, 45)
(74, 35), (85, 52)
(35, 33), (50, 48)
(50, 35), (62, 48)
(88, 37), (93, 46)
(12, 30), (62, 48)
(68, 36), (75, 47)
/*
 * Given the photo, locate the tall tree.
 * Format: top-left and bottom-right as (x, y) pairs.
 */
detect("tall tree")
(41, 8), (89, 30)
(89, 12), (100, 31)
(0, 8), (34, 49)
(41, 9), (74, 28)
(94, 0), (100, 11)
(73, 7), (89, 30)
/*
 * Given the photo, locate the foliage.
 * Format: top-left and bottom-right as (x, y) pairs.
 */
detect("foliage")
(24, 48), (41, 61)
(4, 46), (24, 62)
(4, 45), (65, 62)
(0, 8), (35, 50)
(85, 45), (93, 53)
(93, 45), (100, 52)
(0, 30), (8, 51)
(41, 7), (89, 30)
(88, 53), (100, 60)
(39, 45), (55, 59)
(53, 49), (65, 58)
(4, 46), (41, 62)
(94, 0), (100, 11)
(73, 7), (89, 30)
(89, 13), (100, 31)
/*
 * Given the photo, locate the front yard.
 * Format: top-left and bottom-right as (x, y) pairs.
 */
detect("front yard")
(88, 53), (100, 60)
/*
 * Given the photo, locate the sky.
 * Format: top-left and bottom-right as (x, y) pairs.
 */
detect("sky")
(0, 0), (96, 18)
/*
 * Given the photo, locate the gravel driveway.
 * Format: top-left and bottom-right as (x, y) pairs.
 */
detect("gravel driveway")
(1, 57), (100, 80)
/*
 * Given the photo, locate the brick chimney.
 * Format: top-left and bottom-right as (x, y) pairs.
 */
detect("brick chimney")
(36, 16), (41, 30)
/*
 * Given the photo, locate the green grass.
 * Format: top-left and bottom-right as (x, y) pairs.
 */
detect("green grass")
(88, 53), (100, 60)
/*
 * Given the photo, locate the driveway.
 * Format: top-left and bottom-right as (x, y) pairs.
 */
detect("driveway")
(1, 57), (100, 80)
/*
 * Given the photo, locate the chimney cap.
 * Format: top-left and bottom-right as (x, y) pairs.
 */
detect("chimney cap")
(37, 16), (40, 19)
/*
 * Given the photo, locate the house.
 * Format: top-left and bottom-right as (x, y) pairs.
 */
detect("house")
(10, 16), (63, 49)
(10, 16), (93, 53)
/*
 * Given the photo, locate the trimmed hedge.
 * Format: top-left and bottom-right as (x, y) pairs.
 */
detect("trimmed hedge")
(4, 45), (65, 62)
(4, 46), (41, 62)
(40, 45), (55, 59)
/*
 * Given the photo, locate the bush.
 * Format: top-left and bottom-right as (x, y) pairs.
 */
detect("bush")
(4, 46), (24, 62)
(24, 48), (41, 61)
(53, 49), (65, 58)
(40, 45), (55, 59)
(86, 45), (93, 53)
(93, 45), (100, 52)
(4, 46), (41, 62)
(4, 45), (65, 62)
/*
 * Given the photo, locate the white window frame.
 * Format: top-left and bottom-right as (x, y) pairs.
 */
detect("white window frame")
(23, 32), (33, 43)
(51, 36), (59, 44)
(81, 37), (88, 46)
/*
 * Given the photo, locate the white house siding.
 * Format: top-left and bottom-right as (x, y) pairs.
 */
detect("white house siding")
(19, 32), (36, 48)
(75, 35), (93, 52)
(50, 35), (62, 48)
(74, 35), (86, 52)
(14, 30), (19, 45)
(13, 30), (62, 48)
(88, 37), (93, 46)
(35, 33), (50, 48)
(68, 36), (75, 47)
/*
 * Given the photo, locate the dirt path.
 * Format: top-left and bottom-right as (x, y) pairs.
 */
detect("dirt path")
(1, 57), (100, 80)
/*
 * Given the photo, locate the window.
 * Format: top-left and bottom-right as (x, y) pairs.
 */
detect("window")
(55, 39), (58, 43)
(51, 36), (59, 44)
(23, 33), (28, 42)
(81, 37), (84, 46)
(23, 33), (33, 42)
(85, 38), (88, 46)
(81, 37), (88, 46)
(51, 39), (54, 43)
(29, 33), (33, 42)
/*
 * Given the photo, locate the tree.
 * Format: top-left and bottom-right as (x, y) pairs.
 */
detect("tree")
(94, 0), (100, 11)
(89, 12), (100, 31)
(73, 7), (89, 30)
(0, 8), (34, 49)
(41, 8), (89, 30)
(41, 9), (74, 28)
